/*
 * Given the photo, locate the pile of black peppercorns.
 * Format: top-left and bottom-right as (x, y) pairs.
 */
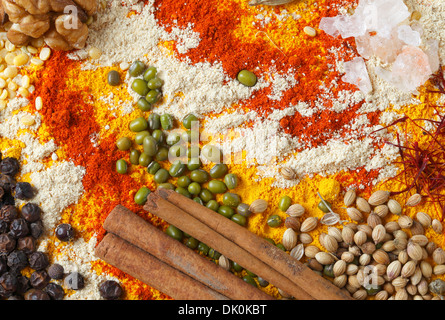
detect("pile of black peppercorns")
(0, 154), (67, 300)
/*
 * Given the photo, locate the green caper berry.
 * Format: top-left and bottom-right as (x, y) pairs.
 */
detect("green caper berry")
(129, 117), (148, 132)
(116, 137), (132, 151)
(146, 89), (161, 104)
(151, 129), (165, 144)
(318, 200), (332, 213)
(138, 153), (152, 167)
(182, 113), (198, 129)
(169, 161), (186, 177)
(160, 114), (174, 130)
(129, 149), (141, 165)
(143, 66), (157, 82)
(177, 176), (192, 188)
(128, 60), (146, 77)
(169, 145), (186, 159)
(185, 237), (199, 249)
(231, 213), (247, 226)
(206, 200), (219, 212)
(193, 197), (204, 205)
(208, 248), (221, 260)
(365, 285), (381, 296)
(267, 214), (282, 228)
(134, 187), (151, 205)
(199, 188), (214, 203)
(237, 69), (257, 87)
(154, 168), (169, 184)
(242, 275), (257, 287)
(147, 77), (164, 89)
(323, 264), (335, 278)
(190, 169), (209, 184)
(236, 203), (251, 217)
(175, 187), (191, 198)
(187, 146), (200, 159)
(264, 238), (275, 245)
(224, 173), (238, 189)
(201, 144), (222, 163)
(209, 164), (228, 179)
(257, 277), (269, 287)
(134, 131), (150, 145)
(115, 159), (128, 174)
(137, 97), (151, 111)
(232, 262), (243, 273)
(155, 147), (169, 161)
(197, 242), (210, 256)
(165, 225), (183, 241)
(181, 130), (191, 143)
(246, 270), (257, 278)
(107, 70), (120, 86)
(208, 180), (227, 194)
(143, 135), (158, 157)
(166, 132), (181, 146)
(276, 243), (286, 251)
(188, 182), (201, 195)
(147, 161), (161, 175)
(187, 158), (201, 170)
(157, 183), (175, 190)
(148, 113), (161, 130)
(131, 78), (149, 96)
(218, 205), (235, 219)
(222, 192), (241, 207)
(278, 195), (292, 212)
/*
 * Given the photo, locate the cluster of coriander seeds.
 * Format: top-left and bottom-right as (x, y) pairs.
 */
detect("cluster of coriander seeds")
(303, 189), (445, 300)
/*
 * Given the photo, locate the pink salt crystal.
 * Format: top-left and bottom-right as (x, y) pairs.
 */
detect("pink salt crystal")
(342, 57), (373, 94)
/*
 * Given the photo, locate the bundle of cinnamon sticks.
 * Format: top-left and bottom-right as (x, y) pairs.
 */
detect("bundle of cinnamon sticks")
(96, 189), (353, 300)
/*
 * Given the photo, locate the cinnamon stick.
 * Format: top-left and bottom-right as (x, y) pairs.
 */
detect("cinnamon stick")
(103, 205), (273, 300)
(150, 189), (353, 300)
(95, 233), (229, 300)
(144, 191), (315, 300)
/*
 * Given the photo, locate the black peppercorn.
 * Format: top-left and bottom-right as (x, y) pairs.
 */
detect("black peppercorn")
(48, 263), (64, 280)
(17, 236), (36, 254)
(0, 233), (16, 254)
(99, 280), (123, 300)
(64, 272), (85, 290)
(21, 203), (41, 222)
(7, 250), (28, 271)
(45, 283), (65, 300)
(0, 272), (18, 296)
(15, 275), (30, 295)
(30, 270), (51, 290)
(0, 186), (4, 199)
(55, 223), (75, 242)
(0, 205), (18, 223)
(24, 288), (50, 300)
(0, 157), (20, 176)
(9, 218), (29, 238)
(0, 220), (8, 233)
(0, 174), (16, 192)
(28, 251), (49, 270)
(14, 182), (35, 200)
(30, 220), (44, 239)
(0, 256), (7, 276)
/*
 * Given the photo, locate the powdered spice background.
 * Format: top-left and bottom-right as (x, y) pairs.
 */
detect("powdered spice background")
(1, 0), (444, 299)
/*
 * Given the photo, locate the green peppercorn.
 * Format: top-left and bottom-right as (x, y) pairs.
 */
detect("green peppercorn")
(165, 225), (183, 241)
(107, 70), (120, 86)
(318, 200), (332, 213)
(208, 180), (227, 194)
(222, 192), (241, 207)
(208, 248), (221, 260)
(206, 199), (219, 212)
(138, 153), (152, 167)
(224, 173), (238, 189)
(209, 164), (228, 179)
(169, 161), (186, 177)
(143, 136), (158, 157)
(218, 205), (235, 219)
(175, 187), (191, 198)
(160, 114), (174, 130)
(131, 78), (149, 96)
(185, 237), (199, 249)
(177, 176), (191, 188)
(157, 183), (175, 190)
(267, 214), (282, 228)
(134, 131), (150, 145)
(154, 168), (169, 184)
(242, 275), (257, 287)
(237, 70), (257, 87)
(146, 89), (161, 104)
(278, 195), (292, 212)
(187, 159), (201, 171)
(128, 60), (146, 77)
(147, 161), (161, 175)
(115, 159), (128, 174)
(148, 113), (161, 130)
(187, 182), (201, 195)
(115, 137), (132, 151)
(129, 149), (141, 165)
(257, 277), (269, 287)
(236, 203), (251, 217)
(151, 129), (164, 144)
(147, 77), (164, 89)
(134, 187), (151, 205)
(231, 213), (247, 226)
(193, 197), (204, 205)
(199, 188), (214, 203)
(197, 242), (210, 256)
(182, 113), (198, 129)
(155, 147), (169, 161)
(232, 262), (243, 272)
(143, 66), (157, 82)
(136, 97), (151, 112)
(190, 169), (209, 184)
(129, 117), (148, 132)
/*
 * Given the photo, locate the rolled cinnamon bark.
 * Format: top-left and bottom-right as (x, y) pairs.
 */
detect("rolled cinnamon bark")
(103, 205), (273, 300)
(95, 233), (229, 300)
(144, 192), (315, 300)
(152, 189), (353, 300)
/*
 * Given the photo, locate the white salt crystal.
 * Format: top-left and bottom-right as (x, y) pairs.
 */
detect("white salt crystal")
(342, 57), (373, 94)
(424, 39), (440, 73)
(397, 25), (421, 47)
(319, 17), (340, 37)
